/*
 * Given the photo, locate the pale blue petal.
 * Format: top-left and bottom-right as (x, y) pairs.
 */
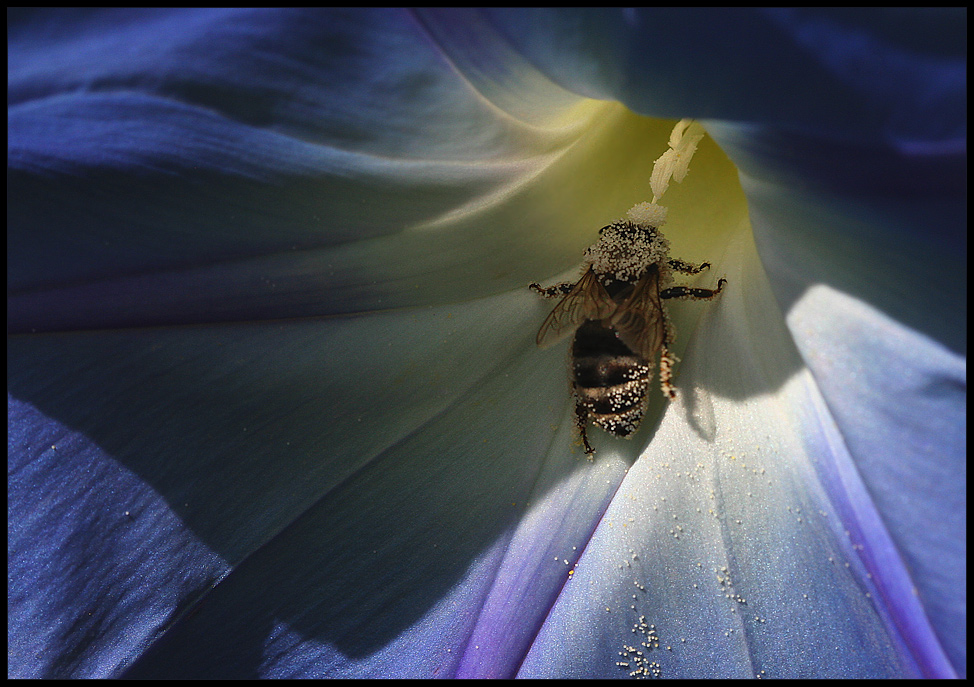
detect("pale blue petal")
(519, 228), (919, 678)
(704, 117), (965, 676)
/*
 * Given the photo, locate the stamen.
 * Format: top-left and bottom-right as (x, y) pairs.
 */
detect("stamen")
(649, 118), (705, 203)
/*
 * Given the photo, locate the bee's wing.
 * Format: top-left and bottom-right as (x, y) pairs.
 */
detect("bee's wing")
(536, 268), (617, 348)
(610, 267), (666, 359)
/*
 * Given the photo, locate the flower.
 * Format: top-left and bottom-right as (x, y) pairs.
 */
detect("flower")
(8, 8), (965, 679)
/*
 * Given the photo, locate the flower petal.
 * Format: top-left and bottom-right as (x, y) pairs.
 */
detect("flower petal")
(9, 287), (559, 678)
(10, 8), (634, 333)
(519, 227), (923, 678)
(703, 116), (965, 676)
(8, 8), (964, 680)
(471, 8), (965, 140)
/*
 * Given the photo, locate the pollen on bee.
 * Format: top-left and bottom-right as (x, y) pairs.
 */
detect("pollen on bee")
(529, 117), (724, 457)
(583, 220), (670, 283)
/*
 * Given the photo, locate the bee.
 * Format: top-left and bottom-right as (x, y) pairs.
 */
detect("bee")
(530, 220), (725, 455)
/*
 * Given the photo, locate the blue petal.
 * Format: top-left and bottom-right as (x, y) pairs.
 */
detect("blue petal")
(8, 396), (230, 678)
(468, 8), (965, 142)
(8, 8), (965, 680)
(9, 8), (610, 332)
(8, 289), (565, 678)
(516, 229), (937, 678)
(460, 7), (966, 677)
(704, 114), (964, 676)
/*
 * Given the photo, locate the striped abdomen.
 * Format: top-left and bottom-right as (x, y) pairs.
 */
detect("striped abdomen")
(571, 320), (652, 437)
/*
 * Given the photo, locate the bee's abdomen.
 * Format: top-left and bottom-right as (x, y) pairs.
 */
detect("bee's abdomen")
(572, 321), (652, 437)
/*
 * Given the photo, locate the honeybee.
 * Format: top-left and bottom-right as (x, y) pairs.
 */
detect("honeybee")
(530, 220), (725, 455)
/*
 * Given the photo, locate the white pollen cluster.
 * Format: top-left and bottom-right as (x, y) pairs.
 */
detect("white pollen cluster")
(583, 221), (670, 283)
(617, 615), (662, 679)
(627, 201), (668, 227)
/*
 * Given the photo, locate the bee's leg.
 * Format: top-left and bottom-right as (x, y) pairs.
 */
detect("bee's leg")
(659, 345), (678, 400)
(529, 281), (575, 299)
(658, 308), (679, 400)
(573, 402), (596, 458)
(659, 278), (727, 301)
(668, 258), (711, 275)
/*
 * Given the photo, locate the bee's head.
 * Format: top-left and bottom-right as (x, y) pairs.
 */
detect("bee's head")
(585, 220), (669, 283)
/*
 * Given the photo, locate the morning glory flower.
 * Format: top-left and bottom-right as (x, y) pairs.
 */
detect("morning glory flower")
(8, 8), (964, 679)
